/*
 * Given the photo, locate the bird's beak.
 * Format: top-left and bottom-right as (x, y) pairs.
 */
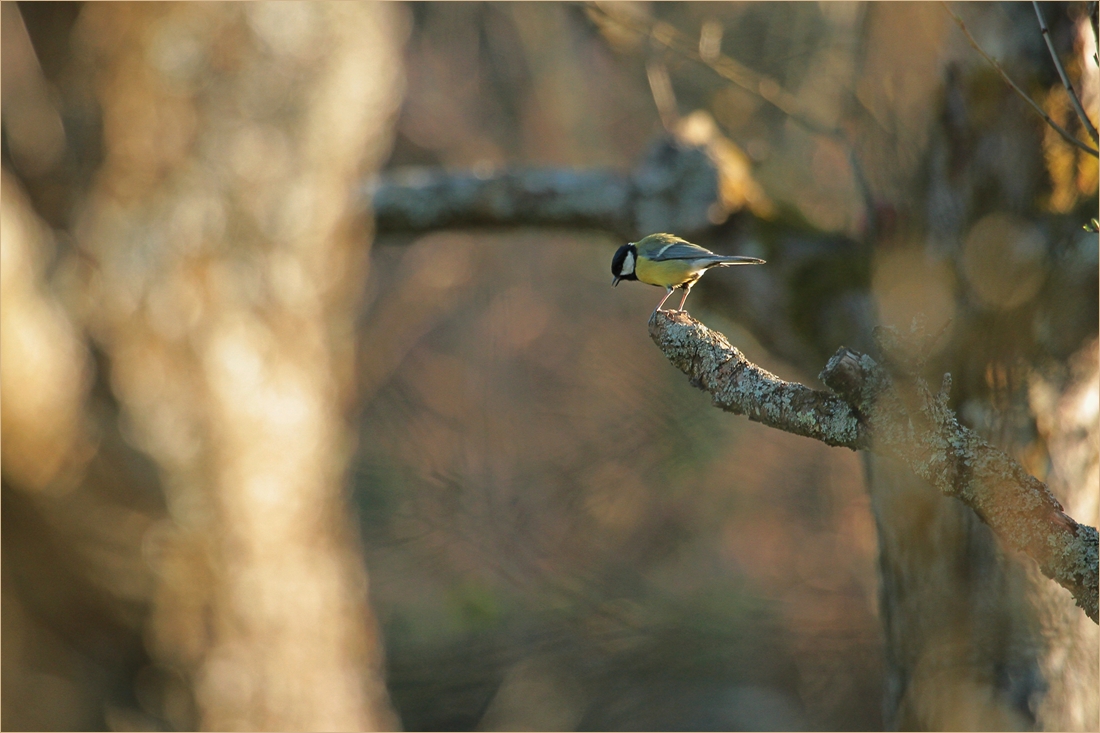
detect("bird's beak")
(612, 276), (621, 287)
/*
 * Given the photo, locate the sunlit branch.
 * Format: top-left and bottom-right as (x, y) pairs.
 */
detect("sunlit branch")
(1033, 1), (1100, 144)
(649, 311), (867, 449)
(649, 310), (1100, 624)
(645, 59), (680, 131)
(943, 2), (1099, 157)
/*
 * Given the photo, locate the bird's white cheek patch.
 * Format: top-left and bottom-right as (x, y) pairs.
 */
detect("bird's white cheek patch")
(623, 251), (635, 275)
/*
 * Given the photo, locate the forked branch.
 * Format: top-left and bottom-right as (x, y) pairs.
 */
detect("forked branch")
(649, 310), (1099, 623)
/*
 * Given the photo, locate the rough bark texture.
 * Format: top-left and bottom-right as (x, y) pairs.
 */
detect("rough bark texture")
(649, 311), (1098, 624)
(821, 349), (1098, 626)
(647, 310), (865, 448)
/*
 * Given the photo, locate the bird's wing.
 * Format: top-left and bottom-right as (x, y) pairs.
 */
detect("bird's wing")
(647, 241), (720, 261)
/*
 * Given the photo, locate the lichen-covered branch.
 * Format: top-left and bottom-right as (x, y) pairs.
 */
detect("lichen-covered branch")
(650, 310), (1099, 623)
(647, 310), (867, 449)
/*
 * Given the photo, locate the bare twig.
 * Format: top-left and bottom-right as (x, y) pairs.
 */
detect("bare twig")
(943, 3), (1099, 157)
(645, 58), (680, 131)
(1033, 1), (1100, 144)
(649, 310), (1100, 623)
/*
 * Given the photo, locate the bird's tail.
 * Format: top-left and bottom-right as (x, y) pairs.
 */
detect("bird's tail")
(709, 256), (766, 267)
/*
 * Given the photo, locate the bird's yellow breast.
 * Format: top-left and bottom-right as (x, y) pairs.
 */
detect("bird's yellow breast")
(634, 257), (705, 288)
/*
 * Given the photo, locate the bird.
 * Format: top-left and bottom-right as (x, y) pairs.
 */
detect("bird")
(611, 233), (765, 314)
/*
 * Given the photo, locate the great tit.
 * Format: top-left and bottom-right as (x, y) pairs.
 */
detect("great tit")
(611, 232), (765, 314)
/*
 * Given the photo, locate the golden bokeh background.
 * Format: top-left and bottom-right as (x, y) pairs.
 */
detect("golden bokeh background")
(3, 2), (1096, 731)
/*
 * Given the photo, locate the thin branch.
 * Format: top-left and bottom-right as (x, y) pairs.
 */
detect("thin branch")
(943, 3), (1099, 157)
(645, 58), (680, 131)
(1033, 1), (1100, 144)
(649, 310), (1099, 623)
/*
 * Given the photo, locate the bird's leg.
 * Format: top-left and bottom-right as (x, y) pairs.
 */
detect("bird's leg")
(675, 283), (692, 311)
(653, 286), (675, 314)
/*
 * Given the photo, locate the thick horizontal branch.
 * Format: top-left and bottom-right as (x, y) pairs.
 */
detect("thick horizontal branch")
(368, 135), (726, 241)
(369, 167), (633, 236)
(650, 310), (1099, 623)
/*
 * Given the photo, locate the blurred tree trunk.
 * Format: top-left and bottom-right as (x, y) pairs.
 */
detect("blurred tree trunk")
(852, 6), (1097, 730)
(53, 3), (406, 729)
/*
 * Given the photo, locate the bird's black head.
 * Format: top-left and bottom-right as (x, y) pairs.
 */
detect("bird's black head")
(611, 243), (638, 286)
